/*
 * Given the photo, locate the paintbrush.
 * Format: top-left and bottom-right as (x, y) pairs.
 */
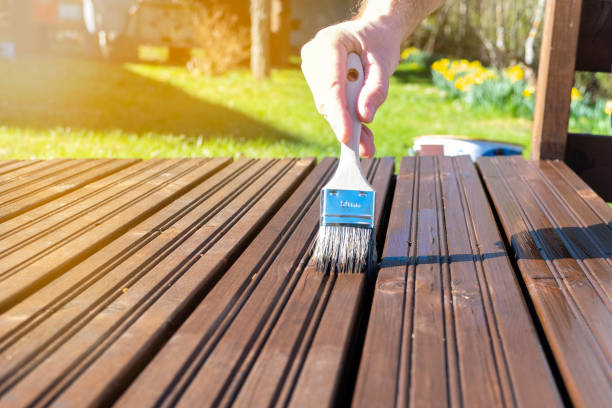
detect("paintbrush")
(313, 53), (376, 274)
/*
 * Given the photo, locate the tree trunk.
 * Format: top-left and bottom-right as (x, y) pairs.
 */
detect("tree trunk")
(424, 2), (451, 53)
(495, 0), (506, 54)
(458, 0), (468, 54)
(250, 0), (270, 80)
(525, 0), (546, 66)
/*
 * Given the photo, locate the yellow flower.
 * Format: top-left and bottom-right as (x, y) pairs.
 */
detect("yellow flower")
(433, 58), (496, 86)
(454, 77), (472, 92)
(571, 87), (582, 101)
(504, 65), (524, 82)
(432, 59), (449, 73)
(408, 62), (419, 70)
(401, 47), (420, 59)
(522, 85), (535, 98)
(472, 70), (488, 84)
(605, 100), (612, 115)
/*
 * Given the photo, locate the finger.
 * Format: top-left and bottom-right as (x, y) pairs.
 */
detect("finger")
(311, 46), (350, 142)
(358, 53), (389, 123)
(359, 124), (375, 158)
(301, 33), (353, 142)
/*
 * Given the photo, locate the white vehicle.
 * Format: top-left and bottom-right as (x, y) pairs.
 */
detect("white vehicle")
(83, 0), (200, 62)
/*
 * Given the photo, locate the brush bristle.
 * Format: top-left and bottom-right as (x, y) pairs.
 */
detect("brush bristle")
(313, 226), (376, 274)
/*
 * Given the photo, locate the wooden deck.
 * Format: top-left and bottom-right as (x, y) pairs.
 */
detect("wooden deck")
(0, 157), (610, 407)
(478, 156), (612, 408)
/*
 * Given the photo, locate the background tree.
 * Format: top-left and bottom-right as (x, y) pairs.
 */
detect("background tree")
(409, 0), (548, 71)
(250, 0), (270, 80)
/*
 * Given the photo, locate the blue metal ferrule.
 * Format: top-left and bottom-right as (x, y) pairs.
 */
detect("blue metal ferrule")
(320, 189), (375, 228)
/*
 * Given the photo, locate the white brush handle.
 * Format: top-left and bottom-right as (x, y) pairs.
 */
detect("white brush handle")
(327, 53), (372, 191)
(341, 53), (364, 167)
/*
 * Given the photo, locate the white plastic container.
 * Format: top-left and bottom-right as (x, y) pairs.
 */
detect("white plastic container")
(413, 135), (523, 162)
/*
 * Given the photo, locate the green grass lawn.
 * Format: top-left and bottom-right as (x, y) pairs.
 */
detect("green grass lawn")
(0, 55), (533, 160)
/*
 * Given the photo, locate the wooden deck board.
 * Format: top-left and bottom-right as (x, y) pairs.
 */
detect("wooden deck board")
(116, 158), (395, 408)
(478, 156), (612, 408)
(0, 158), (313, 406)
(0, 160), (41, 177)
(0, 159), (66, 183)
(288, 158), (394, 407)
(0, 159), (84, 191)
(0, 158), (228, 312)
(354, 156), (561, 407)
(0, 159), (138, 223)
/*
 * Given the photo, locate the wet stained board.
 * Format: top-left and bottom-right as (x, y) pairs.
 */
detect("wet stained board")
(116, 157), (395, 408)
(354, 156), (562, 408)
(478, 156), (612, 408)
(0, 156), (609, 407)
(0, 158), (232, 311)
(0, 158), (314, 406)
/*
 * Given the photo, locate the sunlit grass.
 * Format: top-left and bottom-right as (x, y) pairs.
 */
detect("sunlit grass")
(0, 56), (532, 160)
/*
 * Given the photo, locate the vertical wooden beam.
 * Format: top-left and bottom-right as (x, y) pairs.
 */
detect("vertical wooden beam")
(250, 0), (270, 80)
(531, 0), (583, 160)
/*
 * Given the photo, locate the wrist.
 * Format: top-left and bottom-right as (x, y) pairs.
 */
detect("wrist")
(357, 0), (446, 43)
(358, 2), (421, 42)
(354, 13), (406, 46)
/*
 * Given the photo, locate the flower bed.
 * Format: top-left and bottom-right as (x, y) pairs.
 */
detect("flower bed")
(400, 49), (611, 135)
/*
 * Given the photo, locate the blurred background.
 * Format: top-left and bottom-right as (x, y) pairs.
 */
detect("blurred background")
(0, 0), (610, 160)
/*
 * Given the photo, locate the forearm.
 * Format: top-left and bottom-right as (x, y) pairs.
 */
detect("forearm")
(357, 0), (446, 43)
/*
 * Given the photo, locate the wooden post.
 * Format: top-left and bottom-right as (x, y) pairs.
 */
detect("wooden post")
(250, 0), (270, 80)
(530, 0), (583, 160)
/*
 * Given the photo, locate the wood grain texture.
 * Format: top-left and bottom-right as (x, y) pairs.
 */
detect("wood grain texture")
(0, 159), (67, 184)
(0, 158), (228, 312)
(116, 158), (395, 408)
(548, 159), (612, 226)
(478, 156), (612, 408)
(0, 160), (41, 177)
(0, 158), (313, 407)
(531, 0), (583, 160)
(354, 156), (561, 408)
(0, 159), (139, 222)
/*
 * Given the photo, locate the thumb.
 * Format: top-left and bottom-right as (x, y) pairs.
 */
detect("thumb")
(301, 42), (352, 143)
(357, 57), (389, 123)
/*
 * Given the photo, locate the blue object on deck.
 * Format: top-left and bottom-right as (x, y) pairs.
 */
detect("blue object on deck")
(413, 135), (524, 162)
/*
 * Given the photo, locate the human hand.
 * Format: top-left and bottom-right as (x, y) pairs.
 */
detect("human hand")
(301, 18), (402, 158)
